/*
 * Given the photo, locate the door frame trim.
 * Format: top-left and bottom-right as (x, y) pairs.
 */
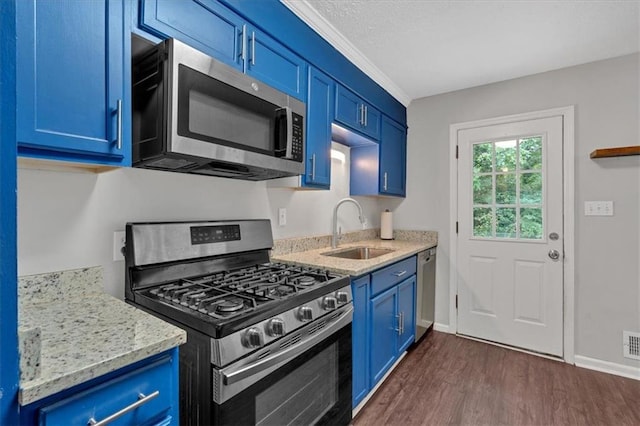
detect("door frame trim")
(448, 106), (575, 363)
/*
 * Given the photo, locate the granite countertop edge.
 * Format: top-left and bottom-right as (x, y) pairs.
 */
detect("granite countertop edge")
(19, 292), (187, 406)
(271, 236), (437, 276)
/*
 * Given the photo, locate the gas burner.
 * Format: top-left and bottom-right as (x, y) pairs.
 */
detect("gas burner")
(273, 285), (295, 297)
(215, 298), (245, 314)
(296, 276), (317, 286)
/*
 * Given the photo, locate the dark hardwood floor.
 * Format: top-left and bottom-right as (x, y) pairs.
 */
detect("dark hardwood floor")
(353, 331), (640, 426)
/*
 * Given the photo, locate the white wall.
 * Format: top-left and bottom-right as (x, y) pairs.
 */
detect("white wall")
(18, 143), (383, 298)
(398, 53), (640, 366)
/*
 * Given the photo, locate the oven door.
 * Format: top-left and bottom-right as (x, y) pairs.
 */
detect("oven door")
(213, 305), (353, 426)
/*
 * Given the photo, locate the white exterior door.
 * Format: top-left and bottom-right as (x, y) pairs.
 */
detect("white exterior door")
(456, 116), (564, 356)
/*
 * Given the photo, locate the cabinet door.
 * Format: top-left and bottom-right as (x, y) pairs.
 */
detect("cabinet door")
(38, 353), (176, 426)
(245, 25), (307, 101)
(335, 85), (363, 132)
(16, 0), (128, 164)
(370, 286), (398, 385)
(303, 67), (334, 188)
(397, 276), (416, 353)
(351, 276), (370, 408)
(362, 102), (381, 140)
(335, 85), (380, 140)
(379, 116), (407, 197)
(140, 0), (243, 71)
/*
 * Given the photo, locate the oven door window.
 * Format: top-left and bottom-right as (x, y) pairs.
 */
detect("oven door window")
(176, 64), (279, 156)
(214, 324), (352, 426)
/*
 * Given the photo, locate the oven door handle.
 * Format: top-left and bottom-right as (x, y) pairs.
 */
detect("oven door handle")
(222, 304), (353, 386)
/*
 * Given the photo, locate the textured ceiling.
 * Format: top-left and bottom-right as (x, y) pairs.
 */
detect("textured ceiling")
(297, 0), (640, 102)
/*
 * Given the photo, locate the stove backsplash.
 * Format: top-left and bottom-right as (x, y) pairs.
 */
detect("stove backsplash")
(18, 266), (103, 306)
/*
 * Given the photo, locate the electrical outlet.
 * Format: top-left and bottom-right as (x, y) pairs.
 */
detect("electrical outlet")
(113, 231), (126, 261)
(278, 208), (287, 226)
(584, 201), (614, 216)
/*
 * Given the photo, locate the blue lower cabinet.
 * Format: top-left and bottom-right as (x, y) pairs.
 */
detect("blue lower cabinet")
(351, 256), (417, 409)
(370, 286), (398, 384)
(397, 276), (417, 353)
(16, 0), (130, 165)
(351, 275), (370, 408)
(21, 349), (179, 426)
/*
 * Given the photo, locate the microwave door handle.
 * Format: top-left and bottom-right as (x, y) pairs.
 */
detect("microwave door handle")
(284, 106), (293, 159)
(222, 304), (353, 385)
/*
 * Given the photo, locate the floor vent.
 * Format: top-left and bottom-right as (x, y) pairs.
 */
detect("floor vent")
(623, 331), (640, 360)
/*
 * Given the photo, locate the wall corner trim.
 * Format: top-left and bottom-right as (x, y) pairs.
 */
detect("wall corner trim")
(574, 355), (640, 381)
(280, 0), (412, 107)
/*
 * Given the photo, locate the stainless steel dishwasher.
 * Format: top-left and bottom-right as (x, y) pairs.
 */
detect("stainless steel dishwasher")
(416, 247), (436, 341)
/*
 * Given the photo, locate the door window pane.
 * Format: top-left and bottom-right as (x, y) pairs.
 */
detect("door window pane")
(495, 174), (516, 204)
(470, 135), (544, 241)
(496, 208), (516, 238)
(520, 172), (542, 204)
(473, 142), (493, 173)
(520, 208), (543, 239)
(519, 137), (542, 170)
(473, 175), (493, 204)
(473, 207), (493, 237)
(495, 140), (516, 172)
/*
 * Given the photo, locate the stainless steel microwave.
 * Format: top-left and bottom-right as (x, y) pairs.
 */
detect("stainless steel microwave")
(132, 38), (305, 180)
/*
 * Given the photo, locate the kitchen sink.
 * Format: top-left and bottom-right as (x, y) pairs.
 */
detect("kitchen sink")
(322, 246), (395, 260)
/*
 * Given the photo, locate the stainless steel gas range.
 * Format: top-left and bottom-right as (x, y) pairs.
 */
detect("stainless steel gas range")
(124, 220), (353, 426)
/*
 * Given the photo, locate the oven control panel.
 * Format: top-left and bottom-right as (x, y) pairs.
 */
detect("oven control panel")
(211, 283), (353, 367)
(191, 225), (241, 245)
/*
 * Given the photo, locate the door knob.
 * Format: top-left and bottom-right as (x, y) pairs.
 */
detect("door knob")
(548, 249), (560, 260)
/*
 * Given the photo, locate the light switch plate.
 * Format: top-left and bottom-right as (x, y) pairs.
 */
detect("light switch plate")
(584, 201), (614, 216)
(278, 208), (287, 226)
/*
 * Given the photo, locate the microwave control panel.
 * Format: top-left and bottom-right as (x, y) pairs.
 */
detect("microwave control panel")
(291, 113), (303, 162)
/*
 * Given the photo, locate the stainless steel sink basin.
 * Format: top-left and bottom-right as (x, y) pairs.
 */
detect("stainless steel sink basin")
(322, 246), (395, 260)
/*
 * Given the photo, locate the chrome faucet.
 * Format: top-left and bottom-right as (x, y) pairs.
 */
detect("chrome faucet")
(332, 198), (366, 248)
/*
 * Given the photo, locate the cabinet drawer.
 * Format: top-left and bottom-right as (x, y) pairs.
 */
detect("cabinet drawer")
(39, 355), (175, 426)
(370, 256), (417, 297)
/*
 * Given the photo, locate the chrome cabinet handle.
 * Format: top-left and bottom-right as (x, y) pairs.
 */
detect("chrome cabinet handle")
(240, 25), (247, 63)
(251, 31), (256, 65)
(395, 313), (401, 335)
(87, 391), (159, 426)
(383, 172), (388, 191)
(548, 249), (560, 261)
(359, 104), (365, 126)
(392, 270), (407, 277)
(311, 154), (316, 181)
(364, 105), (368, 127)
(400, 311), (404, 335)
(113, 99), (122, 150)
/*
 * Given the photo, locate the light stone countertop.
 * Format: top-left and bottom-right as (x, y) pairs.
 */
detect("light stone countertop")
(271, 230), (437, 276)
(18, 267), (187, 406)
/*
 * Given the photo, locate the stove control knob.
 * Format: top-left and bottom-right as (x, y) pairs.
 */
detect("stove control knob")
(242, 327), (264, 348)
(266, 318), (286, 337)
(297, 306), (313, 322)
(322, 296), (338, 311)
(335, 291), (349, 304)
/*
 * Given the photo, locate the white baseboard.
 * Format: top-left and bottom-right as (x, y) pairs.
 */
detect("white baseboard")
(574, 355), (640, 380)
(434, 322), (451, 333)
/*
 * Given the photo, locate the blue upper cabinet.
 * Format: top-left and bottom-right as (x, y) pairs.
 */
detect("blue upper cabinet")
(139, 0), (244, 71)
(302, 67), (334, 188)
(139, 0), (307, 101)
(16, 0), (129, 165)
(244, 24), (307, 100)
(379, 116), (407, 197)
(335, 85), (381, 140)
